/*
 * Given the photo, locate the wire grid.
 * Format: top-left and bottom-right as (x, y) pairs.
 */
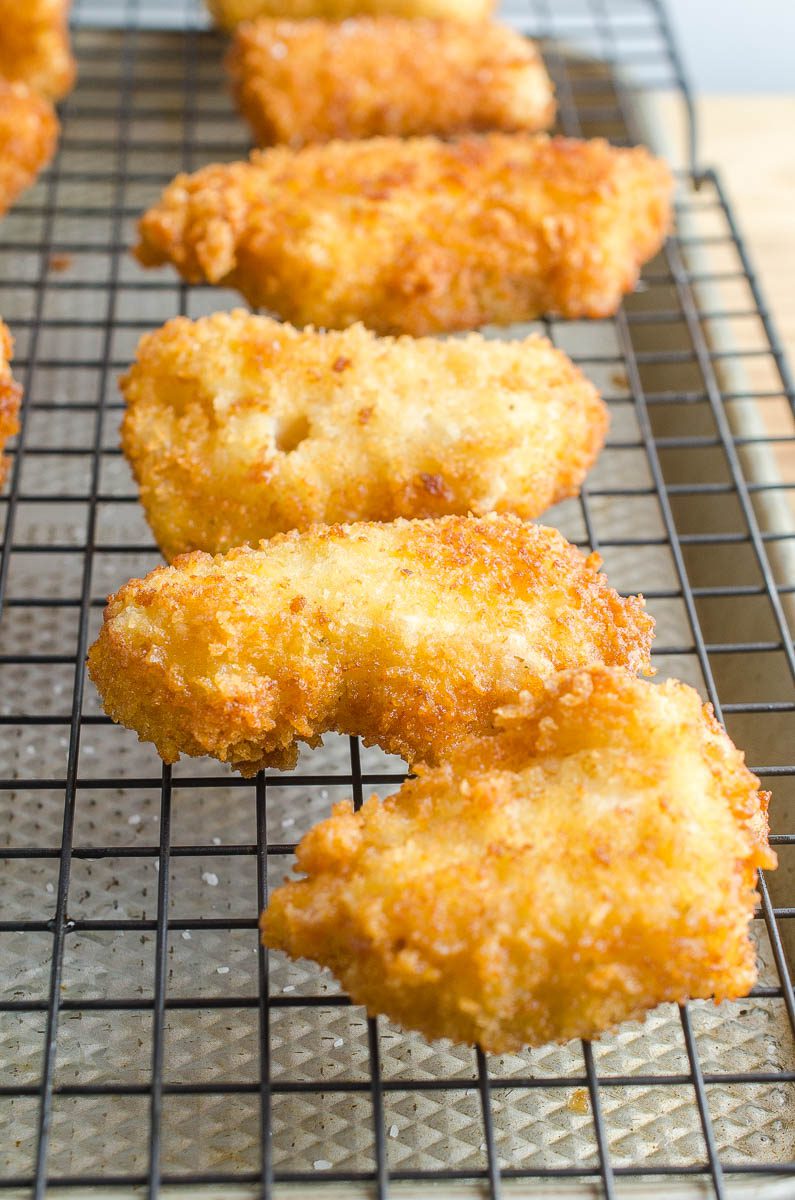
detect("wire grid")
(0, 0), (794, 1197)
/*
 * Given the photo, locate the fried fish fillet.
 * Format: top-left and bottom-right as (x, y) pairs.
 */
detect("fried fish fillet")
(263, 666), (776, 1052)
(134, 133), (673, 335)
(0, 0), (75, 101)
(87, 515), (653, 775)
(227, 18), (555, 146)
(0, 321), (22, 488)
(121, 310), (607, 560)
(0, 79), (59, 218)
(208, 0), (493, 32)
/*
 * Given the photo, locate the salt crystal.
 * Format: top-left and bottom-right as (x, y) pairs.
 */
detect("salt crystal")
(282, 984), (295, 993)
(281, 817), (295, 829)
(333, 1037), (343, 1048)
(313, 1160), (331, 1171)
(45, 882), (54, 894)
(128, 814), (142, 826)
(216, 966), (230, 974)
(270, 42), (287, 59)
(181, 930), (191, 940)
(202, 872), (219, 886)
(389, 1124), (399, 1139)
(212, 836), (221, 845)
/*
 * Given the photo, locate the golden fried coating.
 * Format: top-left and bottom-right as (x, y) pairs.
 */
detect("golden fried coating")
(263, 666), (776, 1052)
(134, 133), (673, 335)
(121, 310), (607, 560)
(227, 18), (555, 147)
(209, 0), (492, 32)
(0, 320), (22, 488)
(0, 79), (58, 219)
(0, 0), (75, 101)
(87, 515), (653, 775)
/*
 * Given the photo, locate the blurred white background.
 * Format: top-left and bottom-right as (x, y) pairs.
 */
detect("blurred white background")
(667, 0), (794, 91)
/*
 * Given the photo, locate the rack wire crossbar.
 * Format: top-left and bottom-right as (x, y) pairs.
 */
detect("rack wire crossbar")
(1, 1), (794, 1198)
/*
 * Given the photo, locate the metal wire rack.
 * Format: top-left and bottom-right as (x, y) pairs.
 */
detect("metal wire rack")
(1, 0), (794, 1197)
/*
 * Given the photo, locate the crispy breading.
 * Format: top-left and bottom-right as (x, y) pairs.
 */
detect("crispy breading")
(0, 320), (22, 488)
(134, 133), (673, 335)
(87, 515), (654, 775)
(0, 79), (59, 219)
(227, 18), (555, 146)
(262, 666), (776, 1052)
(208, 0), (493, 32)
(121, 310), (608, 560)
(0, 0), (75, 101)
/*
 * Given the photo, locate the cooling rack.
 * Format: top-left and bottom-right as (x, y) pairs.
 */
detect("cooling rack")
(1, 1), (794, 1197)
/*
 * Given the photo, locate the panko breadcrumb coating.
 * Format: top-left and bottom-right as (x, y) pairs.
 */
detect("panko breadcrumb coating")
(208, 0), (493, 32)
(87, 515), (654, 775)
(121, 310), (608, 559)
(0, 321), (22, 488)
(263, 666), (776, 1052)
(0, 79), (58, 219)
(134, 133), (673, 335)
(0, 0), (75, 101)
(227, 18), (555, 146)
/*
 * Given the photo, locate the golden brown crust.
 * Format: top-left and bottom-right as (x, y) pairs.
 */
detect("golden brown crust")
(209, 0), (493, 31)
(0, 78), (59, 218)
(87, 514), (654, 774)
(0, 0), (75, 101)
(121, 310), (608, 559)
(0, 320), (21, 488)
(227, 18), (555, 146)
(134, 133), (673, 335)
(262, 666), (776, 1052)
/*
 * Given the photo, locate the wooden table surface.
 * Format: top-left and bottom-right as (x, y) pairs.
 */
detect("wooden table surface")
(649, 92), (795, 484)
(696, 95), (795, 364)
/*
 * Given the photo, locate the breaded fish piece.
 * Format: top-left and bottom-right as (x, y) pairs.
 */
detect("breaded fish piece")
(227, 18), (555, 146)
(208, 0), (493, 32)
(0, 321), (22, 488)
(134, 133), (673, 335)
(0, 79), (59, 218)
(263, 666), (776, 1052)
(87, 515), (654, 775)
(121, 310), (608, 560)
(0, 0), (75, 102)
